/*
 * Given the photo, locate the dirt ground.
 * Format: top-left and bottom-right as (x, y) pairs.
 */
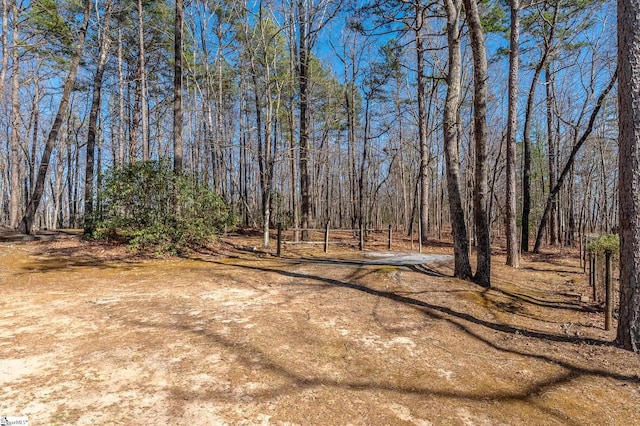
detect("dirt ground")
(1, 228), (639, 425)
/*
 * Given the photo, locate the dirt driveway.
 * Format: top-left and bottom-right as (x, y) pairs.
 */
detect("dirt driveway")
(1, 236), (639, 425)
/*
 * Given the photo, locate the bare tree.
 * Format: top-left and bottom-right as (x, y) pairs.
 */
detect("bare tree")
(533, 70), (618, 253)
(521, 3), (559, 252)
(505, 0), (520, 267)
(174, 0), (184, 174)
(545, 62), (559, 246)
(294, 0), (339, 239)
(84, 0), (114, 236)
(137, 0), (149, 160)
(20, 0), (92, 234)
(415, 1), (430, 244)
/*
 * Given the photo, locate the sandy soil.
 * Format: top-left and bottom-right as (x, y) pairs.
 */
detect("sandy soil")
(1, 231), (639, 425)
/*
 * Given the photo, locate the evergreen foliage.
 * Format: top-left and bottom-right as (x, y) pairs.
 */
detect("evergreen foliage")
(95, 160), (235, 252)
(587, 233), (619, 257)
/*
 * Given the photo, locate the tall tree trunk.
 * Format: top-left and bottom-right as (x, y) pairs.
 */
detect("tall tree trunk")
(174, 0), (184, 174)
(0, 0), (9, 222)
(84, 0), (113, 236)
(216, 31), (225, 196)
(137, 0), (149, 160)
(20, 0), (91, 234)
(533, 69), (617, 253)
(566, 164), (576, 246)
(250, 64), (269, 247)
(463, 0), (491, 287)
(293, 0), (337, 237)
(443, 0), (472, 279)
(521, 5), (559, 252)
(0, 0), (9, 102)
(617, 0), (640, 352)
(71, 134), (80, 227)
(53, 148), (65, 229)
(116, 27), (125, 164)
(298, 0), (311, 240)
(65, 112), (74, 227)
(289, 92), (299, 238)
(545, 63), (558, 246)
(358, 98), (370, 232)
(505, 0), (520, 267)
(29, 62), (40, 198)
(130, 65), (140, 160)
(286, 8), (299, 240)
(521, 64), (541, 252)
(117, 27), (125, 164)
(415, 3), (430, 244)
(9, 0), (20, 228)
(346, 82), (358, 231)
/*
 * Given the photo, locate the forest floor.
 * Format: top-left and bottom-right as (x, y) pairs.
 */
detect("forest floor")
(1, 227), (639, 425)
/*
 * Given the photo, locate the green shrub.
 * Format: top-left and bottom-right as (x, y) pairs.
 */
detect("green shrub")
(586, 233), (619, 257)
(94, 160), (235, 252)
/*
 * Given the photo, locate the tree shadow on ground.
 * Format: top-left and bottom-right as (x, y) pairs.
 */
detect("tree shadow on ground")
(194, 257), (639, 365)
(263, 256), (449, 278)
(489, 287), (598, 314)
(199, 257), (609, 346)
(521, 252), (584, 273)
(520, 265), (580, 275)
(119, 313), (590, 425)
(0, 227), (81, 243)
(109, 253), (640, 425)
(14, 242), (145, 273)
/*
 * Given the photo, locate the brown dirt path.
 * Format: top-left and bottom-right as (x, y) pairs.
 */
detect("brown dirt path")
(1, 234), (639, 425)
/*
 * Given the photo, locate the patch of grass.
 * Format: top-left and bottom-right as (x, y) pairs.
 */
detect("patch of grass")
(373, 266), (401, 274)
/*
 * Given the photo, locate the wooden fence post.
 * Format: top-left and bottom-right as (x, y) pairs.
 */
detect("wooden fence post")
(359, 223), (364, 251)
(324, 222), (329, 253)
(388, 224), (392, 251)
(581, 234), (585, 272)
(585, 252), (593, 287)
(605, 250), (613, 331)
(590, 252), (597, 302)
(277, 223), (282, 257)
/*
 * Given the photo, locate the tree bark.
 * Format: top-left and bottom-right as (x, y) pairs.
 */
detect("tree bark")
(298, 0), (311, 240)
(415, 3), (430, 244)
(117, 27), (125, 164)
(463, 0), (491, 287)
(137, 0), (149, 161)
(443, 0), (472, 279)
(9, 0), (20, 228)
(346, 81), (358, 231)
(216, 26), (226, 196)
(617, 0), (640, 352)
(286, 6), (299, 240)
(20, 0), (91, 234)
(29, 60), (40, 198)
(506, 0), (520, 267)
(545, 63), (559, 246)
(174, 0), (184, 175)
(521, 63), (542, 253)
(84, 0), (113, 236)
(0, 0), (8, 95)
